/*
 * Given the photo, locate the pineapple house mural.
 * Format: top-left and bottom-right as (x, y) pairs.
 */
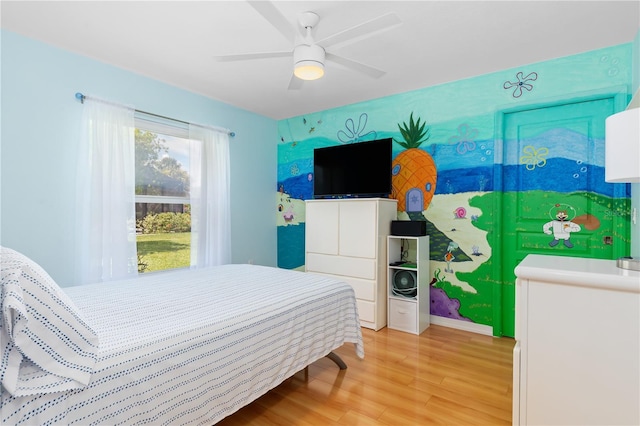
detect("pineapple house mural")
(392, 112), (436, 213)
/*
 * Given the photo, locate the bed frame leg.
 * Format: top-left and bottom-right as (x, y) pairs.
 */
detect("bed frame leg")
(326, 351), (347, 369)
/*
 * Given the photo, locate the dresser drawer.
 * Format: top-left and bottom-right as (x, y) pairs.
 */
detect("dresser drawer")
(306, 273), (375, 302)
(306, 253), (376, 280)
(389, 298), (417, 333)
(357, 299), (375, 323)
(340, 276), (375, 301)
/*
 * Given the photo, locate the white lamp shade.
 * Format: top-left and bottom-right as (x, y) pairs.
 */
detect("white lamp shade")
(293, 44), (325, 81)
(294, 61), (324, 80)
(605, 108), (640, 183)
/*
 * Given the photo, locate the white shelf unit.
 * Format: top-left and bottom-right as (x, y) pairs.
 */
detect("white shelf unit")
(305, 198), (397, 330)
(386, 235), (430, 334)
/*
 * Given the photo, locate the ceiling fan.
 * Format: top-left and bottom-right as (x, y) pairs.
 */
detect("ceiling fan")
(214, 1), (402, 89)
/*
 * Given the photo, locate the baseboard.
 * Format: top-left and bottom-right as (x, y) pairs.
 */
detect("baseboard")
(429, 315), (493, 336)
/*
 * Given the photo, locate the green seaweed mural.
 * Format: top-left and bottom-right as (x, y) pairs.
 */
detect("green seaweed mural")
(430, 267), (492, 324)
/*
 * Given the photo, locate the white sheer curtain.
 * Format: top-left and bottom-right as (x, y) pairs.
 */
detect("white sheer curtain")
(189, 124), (231, 267)
(76, 98), (137, 284)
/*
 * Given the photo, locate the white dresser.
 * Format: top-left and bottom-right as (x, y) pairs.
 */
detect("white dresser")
(513, 254), (640, 425)
(305, 198), (397, 330)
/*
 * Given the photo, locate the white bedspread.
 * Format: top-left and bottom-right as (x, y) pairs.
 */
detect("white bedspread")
(1, 264), (363, 425)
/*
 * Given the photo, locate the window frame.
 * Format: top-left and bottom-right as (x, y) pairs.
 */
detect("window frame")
(134, 113), (191, 204)
(134, 113), (193, 273)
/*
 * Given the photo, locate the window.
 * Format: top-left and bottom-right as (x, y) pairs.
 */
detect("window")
(134, 115), (192, 273)
(77, 96), (231, 283)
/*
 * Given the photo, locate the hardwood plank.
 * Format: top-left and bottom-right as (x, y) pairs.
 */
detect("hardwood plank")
(409, 380), (512, 423)
(424, 395), (510, 425)
(297, 376), (388, 420)
(217, 325), (515, 425)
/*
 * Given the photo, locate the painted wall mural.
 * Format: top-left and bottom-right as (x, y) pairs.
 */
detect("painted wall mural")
(276, 44), (634, 337)
(503, 71), (539, 98)
(392, 113), (436, 213)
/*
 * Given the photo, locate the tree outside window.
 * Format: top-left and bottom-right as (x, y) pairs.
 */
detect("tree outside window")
(134, 126), (192, 273)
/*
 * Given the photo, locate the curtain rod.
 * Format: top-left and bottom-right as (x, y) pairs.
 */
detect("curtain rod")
(75, 92), (235, 137)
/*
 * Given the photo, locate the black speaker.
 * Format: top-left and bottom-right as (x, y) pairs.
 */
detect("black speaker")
(390, 220), (426, 236)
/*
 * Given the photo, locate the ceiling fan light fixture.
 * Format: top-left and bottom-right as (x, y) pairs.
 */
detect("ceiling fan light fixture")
(293, 44), (325, 80)
(294, 61), (325, 80)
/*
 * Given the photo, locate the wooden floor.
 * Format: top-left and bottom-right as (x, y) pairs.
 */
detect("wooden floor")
(217, 325), (516, 425)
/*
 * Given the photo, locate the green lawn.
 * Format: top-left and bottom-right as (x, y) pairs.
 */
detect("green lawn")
(137, 232), (190, 273)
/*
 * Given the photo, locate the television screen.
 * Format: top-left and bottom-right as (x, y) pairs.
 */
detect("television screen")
(313, 138), (392, 199)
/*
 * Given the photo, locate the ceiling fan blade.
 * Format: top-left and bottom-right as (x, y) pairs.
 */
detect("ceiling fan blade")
(326, 52), (386, 79)
(288, 74), (304, 90)
(214, 51), (291, 62)
(317, 13), (402, 48)
(247, 0), (296, 42)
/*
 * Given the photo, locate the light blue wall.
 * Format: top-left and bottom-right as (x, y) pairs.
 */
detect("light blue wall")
(0, 30), (278, 285)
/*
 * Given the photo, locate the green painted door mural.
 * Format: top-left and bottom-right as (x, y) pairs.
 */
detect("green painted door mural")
(497, 95), (630, 337)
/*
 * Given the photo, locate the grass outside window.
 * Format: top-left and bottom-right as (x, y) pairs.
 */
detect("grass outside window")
(137, 232), (190, 273)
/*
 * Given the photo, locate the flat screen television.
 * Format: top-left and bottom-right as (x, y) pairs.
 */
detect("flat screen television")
(313, 138), (392, 199)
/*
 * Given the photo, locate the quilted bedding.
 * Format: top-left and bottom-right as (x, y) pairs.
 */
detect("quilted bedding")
(1, 263), (363, 425)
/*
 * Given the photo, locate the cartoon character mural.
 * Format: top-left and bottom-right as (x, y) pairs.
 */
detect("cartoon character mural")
(543, 205), (581, 248)
(539, 202), (604, 249)
(444, 242), (457, 272)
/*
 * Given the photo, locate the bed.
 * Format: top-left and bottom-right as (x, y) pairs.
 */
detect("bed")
(0, 246), (364, 425)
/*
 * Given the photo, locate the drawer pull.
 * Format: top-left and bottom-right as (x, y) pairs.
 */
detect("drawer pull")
(397, 309), (408, 315)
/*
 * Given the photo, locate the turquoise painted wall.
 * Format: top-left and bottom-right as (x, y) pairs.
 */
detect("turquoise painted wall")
(0, 30), (279, 285)
(276, 43), (634, 335)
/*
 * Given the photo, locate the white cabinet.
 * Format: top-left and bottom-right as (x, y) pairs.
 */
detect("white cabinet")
(305, 198), (397, 330)
(513, 254), (640, 426)
(387, 235), (430, 334)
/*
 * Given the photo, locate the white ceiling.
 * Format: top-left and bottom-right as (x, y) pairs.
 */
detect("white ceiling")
(2, 1), (639, 120)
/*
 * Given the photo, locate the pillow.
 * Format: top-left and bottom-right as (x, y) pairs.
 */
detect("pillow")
(1, 246), (99, 397)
